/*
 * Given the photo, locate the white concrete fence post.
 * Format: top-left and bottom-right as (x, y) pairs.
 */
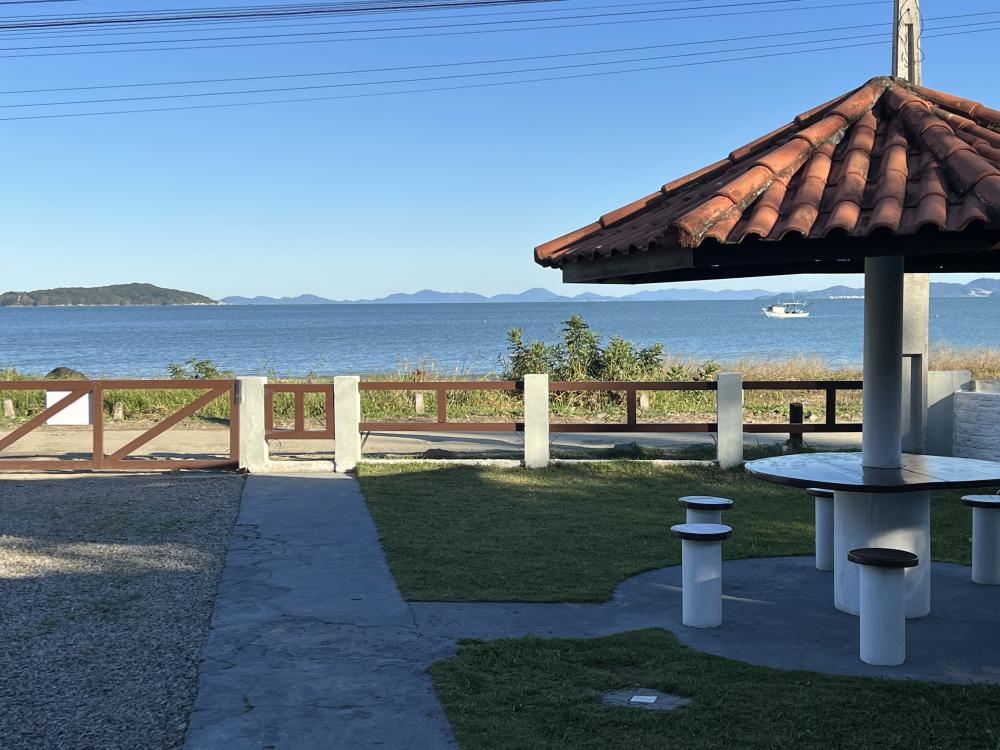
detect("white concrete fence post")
(334, 375), (362, 473)
(523, 373), (550, 468)
(237, 376), (268, 473)
(716, 373), (743, 469)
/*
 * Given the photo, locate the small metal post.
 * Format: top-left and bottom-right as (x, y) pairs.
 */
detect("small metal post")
(789, 402), (804, 450)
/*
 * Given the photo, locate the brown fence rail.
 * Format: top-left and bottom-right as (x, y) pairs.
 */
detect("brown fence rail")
(743, 380), (863, 433)
(359, 380), (523, 432)
(265, 383), (334, 440)
(0, 380), (238, 471)
(548, 380), (718, 433)
(0, 377), (865, 470)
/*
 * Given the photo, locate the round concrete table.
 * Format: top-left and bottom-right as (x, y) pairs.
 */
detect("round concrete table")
(745, 452), (1000, 619)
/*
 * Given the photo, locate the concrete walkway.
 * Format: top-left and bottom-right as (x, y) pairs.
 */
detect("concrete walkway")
(183, 474), (457, 750)
(186, 474), (1000, 749)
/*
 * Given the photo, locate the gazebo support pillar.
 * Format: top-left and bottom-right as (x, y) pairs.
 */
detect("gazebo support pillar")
(862, 255), (904, 469)
(833, 255), (931, 619)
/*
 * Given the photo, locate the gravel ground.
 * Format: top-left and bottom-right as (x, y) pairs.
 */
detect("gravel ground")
(0, 473), (244, 750)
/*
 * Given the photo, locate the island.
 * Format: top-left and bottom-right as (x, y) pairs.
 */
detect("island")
(0, 283), (220, 307)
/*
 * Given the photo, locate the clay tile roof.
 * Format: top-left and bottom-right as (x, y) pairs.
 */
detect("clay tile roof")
(535, 77), (1000, 279)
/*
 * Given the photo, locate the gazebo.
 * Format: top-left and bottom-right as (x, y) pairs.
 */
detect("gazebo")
(535, 76), (1000, 619)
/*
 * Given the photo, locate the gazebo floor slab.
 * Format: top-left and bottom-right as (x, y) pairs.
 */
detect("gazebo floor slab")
(412, 557), (1000, 685)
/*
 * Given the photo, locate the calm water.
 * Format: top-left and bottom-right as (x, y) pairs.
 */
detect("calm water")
(1, 299), (998, 377)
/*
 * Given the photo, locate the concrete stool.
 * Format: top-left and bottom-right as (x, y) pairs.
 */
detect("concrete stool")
(807, 488), (834, 572)
(848, 547), (918, 666)
(961, 496), (1000, 585)
(678, 496), (733, 524)
(670, 523), (732, 628)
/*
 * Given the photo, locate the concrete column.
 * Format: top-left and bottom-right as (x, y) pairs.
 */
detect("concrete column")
(833, 489), (930, 618)
(859, 565), (908, 666)
(334, 375), (362, 473)
(237, 376), (268, 473)
(862, 256), (905, 468)
(972, 507), (1000, 585)
(814, 495), (834, 572)
(680, 538), (724, 628)
(716, 373), (743, 468)
(523, 373), (549, 469)
(902, 273), (929, 454)
(925, 370), (971, 456)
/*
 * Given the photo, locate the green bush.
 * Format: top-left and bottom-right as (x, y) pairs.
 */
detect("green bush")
(501, 315), (664, 382)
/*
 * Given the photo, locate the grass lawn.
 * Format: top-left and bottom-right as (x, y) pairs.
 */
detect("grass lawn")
(430, 629), (1000, 750)
(356, 462), (980, 602)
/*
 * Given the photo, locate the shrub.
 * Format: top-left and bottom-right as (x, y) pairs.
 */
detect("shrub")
(501, 315), (664, 382)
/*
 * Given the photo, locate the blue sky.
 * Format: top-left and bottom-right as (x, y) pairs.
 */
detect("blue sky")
(1, 0), (998, 300)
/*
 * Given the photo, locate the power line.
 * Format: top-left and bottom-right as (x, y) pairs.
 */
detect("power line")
(0, 0), (95, 5)
(0, 0), (764, 29)
(0, 0), (798, 39)
(0, 5), (984, 69)
(0, 0), (893, 57)
(0, 20), (899, 93)
(0, 29), (908, 107)
(0, 0), (564, 27)
(3, 17), (993, 104)
(0, 23), (995, 121)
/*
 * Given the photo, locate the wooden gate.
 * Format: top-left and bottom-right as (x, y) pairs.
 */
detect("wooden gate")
(0, 380), (239, 471)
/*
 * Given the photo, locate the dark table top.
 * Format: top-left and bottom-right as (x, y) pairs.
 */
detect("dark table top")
(744, 452), (1000, 493)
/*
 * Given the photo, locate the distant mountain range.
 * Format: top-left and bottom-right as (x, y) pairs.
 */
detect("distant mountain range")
(0, 283), (219, 307)
(222, 278), (1000, 305)
(5, 279), (997, 308)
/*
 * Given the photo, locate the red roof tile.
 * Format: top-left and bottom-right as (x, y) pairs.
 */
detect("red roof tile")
(535, 77), (1000, 273)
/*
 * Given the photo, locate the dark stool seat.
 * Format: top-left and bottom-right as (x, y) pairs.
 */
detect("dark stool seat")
(807, 487), (834, 499)
(848, 547), (919, 568)
(671, 523), (732, 542)
(678, 496), (734, 510)
(962, 495), (1000, 508)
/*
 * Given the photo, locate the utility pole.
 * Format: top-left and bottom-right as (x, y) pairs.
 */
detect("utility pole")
(892, 0), (922, 84)
(893, 0), (929, 453)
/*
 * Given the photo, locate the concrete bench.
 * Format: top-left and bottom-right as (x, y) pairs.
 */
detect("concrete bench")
(678, 496), (733, 524)
(961, 495), (1000, 585)
(848, 547), (918, 666)
(807, 487), (834, 572)
(671, 523), (732, 628)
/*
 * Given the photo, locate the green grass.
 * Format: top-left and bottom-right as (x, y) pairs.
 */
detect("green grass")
(356, 462), (982, 602)
(360, 462), (809, 602)
(358, 462), (998, 749)
(430, 629), (1000, 750)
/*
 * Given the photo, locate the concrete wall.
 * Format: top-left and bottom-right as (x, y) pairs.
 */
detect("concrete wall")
(925, 370), (971, 457)
(954, 384), (1000, 462)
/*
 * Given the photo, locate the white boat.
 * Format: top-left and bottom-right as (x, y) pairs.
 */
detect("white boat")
(762, 300), (809, 318)
(965, 288), (993, 298)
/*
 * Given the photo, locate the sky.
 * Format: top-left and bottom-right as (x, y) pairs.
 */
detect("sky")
(0, 0), (998, 300)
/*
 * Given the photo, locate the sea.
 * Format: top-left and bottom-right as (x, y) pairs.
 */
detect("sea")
(1, 298), (998, 377)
